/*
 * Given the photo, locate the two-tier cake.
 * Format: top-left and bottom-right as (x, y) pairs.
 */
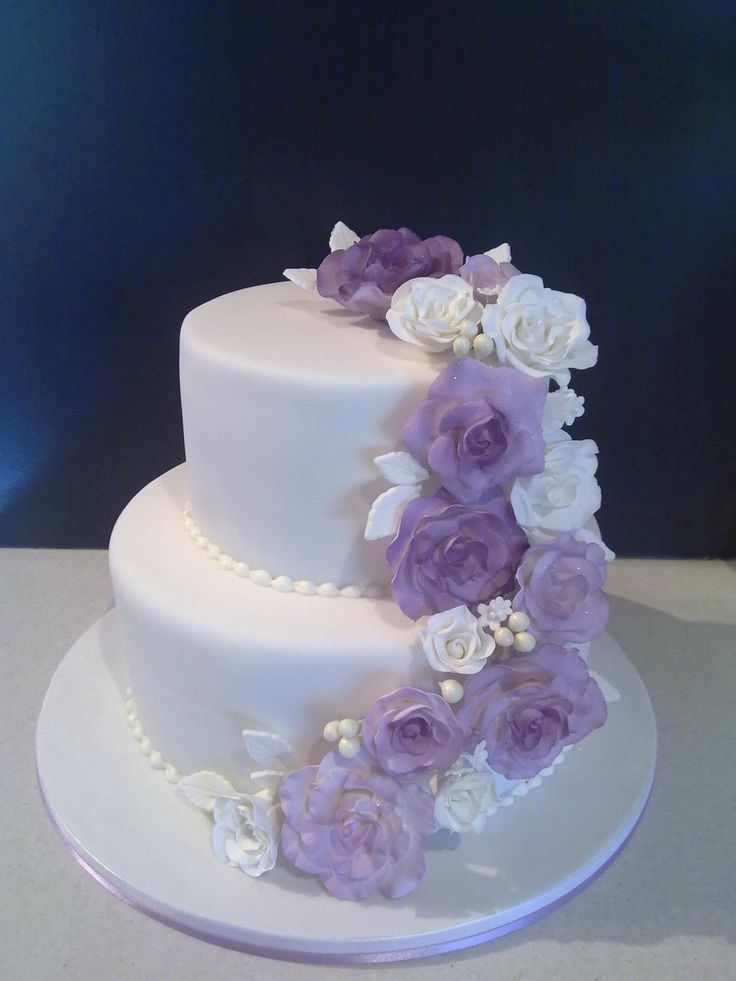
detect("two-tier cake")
(108, 222), (616, 901)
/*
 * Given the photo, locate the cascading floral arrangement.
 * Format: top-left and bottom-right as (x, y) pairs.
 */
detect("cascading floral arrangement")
(175, 223), (616, 902)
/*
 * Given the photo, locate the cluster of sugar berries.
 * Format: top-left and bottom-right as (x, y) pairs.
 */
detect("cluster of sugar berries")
(478, 598), (536, 653)
(322, 716), (362, 758)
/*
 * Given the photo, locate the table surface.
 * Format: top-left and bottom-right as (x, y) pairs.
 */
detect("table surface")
(2, 549), (735, 981)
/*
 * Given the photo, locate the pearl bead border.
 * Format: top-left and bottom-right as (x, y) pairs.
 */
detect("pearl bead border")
(183, 506), (385, 599)
(124, 687), (181, 785)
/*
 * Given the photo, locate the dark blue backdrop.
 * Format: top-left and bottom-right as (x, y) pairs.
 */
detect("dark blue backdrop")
(1, 1), (734, 555)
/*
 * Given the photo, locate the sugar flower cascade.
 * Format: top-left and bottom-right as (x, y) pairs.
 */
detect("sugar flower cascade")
(174, 223), (616, 902)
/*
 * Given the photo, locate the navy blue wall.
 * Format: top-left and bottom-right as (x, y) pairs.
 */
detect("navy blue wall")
(1, 1), (734, 555)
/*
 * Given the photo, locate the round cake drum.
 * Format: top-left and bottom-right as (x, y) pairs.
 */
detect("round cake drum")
(37, 612), (656, 964)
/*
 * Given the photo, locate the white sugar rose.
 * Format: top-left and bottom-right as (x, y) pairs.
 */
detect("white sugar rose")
(510, 431), (601, 541)
(387, 274), (483, 352)
(434, 743), (500, 834)
(212, 790), (280, 877)
(481, 274), (597, 387)
(422, 605), (494, 674)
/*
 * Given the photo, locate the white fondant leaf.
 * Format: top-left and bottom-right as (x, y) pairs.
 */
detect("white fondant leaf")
(588, 670), (621, 704)
(329, 221), (360, 251)
(364, 484), (421, 541)
(250, 769), (288, 793)
(374, 451), (430, 486)
(177, 771), (238, 812)
(243, 729), (295, 767)
(483, 243), (512, 264)
(283, 267), (317, 292)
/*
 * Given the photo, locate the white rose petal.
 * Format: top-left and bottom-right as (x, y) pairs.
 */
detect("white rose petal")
(571, 523), (616, 561)
(542, 388), (585, 433)
(481, 273), (597, 387)
(211, 790), (280, 878)
(510, 431), (601, 539)
(421, 605), (494, 674)
(387, 275), (484, 353)
(434, 744), (500, 834)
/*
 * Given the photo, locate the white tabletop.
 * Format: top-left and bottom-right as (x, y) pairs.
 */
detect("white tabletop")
(2, 550), (735, 980)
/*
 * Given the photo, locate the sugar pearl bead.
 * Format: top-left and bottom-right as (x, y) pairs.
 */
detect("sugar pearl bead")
(459, 321), (479, 339)
(513, 631), (537, 653)
(452, 336), (472, 356)
(338, 736), (361, 759)
(338, 718), (359, 738)
(494, 626), (515, 647)
(318, 582), (340, 597)
(473, 333), (494, 358)
(508, 611), (530, 633)
(323, 720), (340, 743)
(438, 679), (464, 704)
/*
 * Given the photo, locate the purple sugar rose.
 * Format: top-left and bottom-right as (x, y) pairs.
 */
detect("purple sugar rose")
(402, 357), (547, 503)
(456, 643), (607, 779)
(279, 749), (434, 901)
(316, 227), (463, 319)
(361, 687), (464, 777)
(386, 489), (529, 620)
(459, 253), (519, 301)
(513, 533), (609, 644)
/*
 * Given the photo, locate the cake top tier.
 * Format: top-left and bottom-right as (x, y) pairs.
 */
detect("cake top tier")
(181, 281), (439, 387)
(180, 282), (441, 589)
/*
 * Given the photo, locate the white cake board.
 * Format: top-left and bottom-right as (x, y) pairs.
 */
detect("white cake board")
(37, 612), (656, 964)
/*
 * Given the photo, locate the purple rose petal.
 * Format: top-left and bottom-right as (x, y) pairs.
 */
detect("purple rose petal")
(386, 488), (529, 620)
(456, 643), (607, 779)
(402, 357), (547, 503)
(513, 533), (609, 644)
(279, 749), (434, 901)
(361, 687), (464, 776)
(316, 227), (463, 320)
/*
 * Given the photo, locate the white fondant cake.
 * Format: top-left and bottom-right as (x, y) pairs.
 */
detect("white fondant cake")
(110, 225), (614, 902)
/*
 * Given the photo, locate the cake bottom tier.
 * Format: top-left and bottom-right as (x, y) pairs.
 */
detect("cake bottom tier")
(109, 466), (433, 780)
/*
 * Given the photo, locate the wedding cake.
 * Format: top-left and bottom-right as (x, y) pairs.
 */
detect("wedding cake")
(109, 222), (614, 902)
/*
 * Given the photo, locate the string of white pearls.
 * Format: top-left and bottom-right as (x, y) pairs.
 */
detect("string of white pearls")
(323, 717), (361, 758)
(493, 611), (536, 653)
